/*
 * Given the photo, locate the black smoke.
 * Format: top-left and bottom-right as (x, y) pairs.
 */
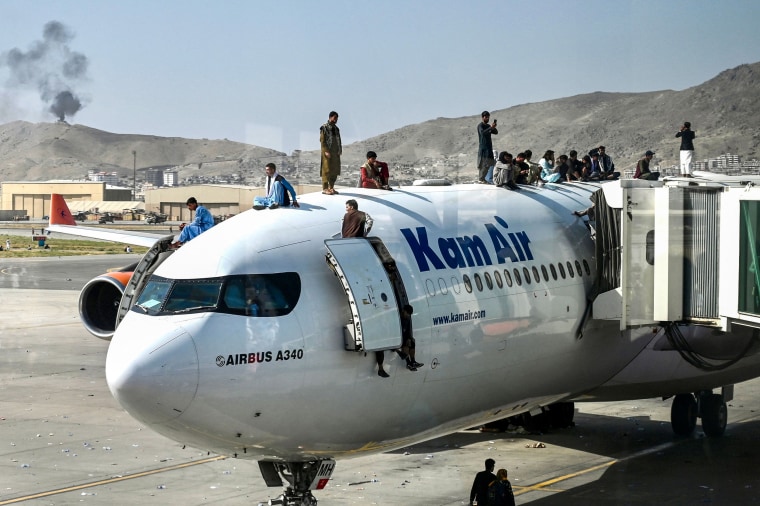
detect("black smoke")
(0, 21), (89, 121)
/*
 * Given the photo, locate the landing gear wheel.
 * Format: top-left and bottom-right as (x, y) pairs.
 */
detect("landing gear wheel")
(701, 393), (727, 437)
(670, 393), (698, 436)
(547, 402), (575, 428)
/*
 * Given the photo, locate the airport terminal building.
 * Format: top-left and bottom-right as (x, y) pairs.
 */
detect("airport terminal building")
(0, 181), (322, 221)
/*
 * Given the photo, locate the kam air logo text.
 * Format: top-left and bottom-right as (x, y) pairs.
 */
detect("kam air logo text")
(401, 216), (533, 273)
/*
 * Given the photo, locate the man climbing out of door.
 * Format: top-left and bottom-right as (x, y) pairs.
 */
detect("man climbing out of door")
(397, 305), (424, 371)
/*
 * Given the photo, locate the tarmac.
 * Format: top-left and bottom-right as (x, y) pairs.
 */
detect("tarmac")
(2, 254), (760, 505)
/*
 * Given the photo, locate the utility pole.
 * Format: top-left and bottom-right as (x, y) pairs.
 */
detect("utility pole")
(132, 150), (137, 201)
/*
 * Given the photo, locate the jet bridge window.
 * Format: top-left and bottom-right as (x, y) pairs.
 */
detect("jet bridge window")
(739, 200), (760, 315)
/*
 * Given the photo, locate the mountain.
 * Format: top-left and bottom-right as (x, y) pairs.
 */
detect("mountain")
(0, 121), (284, 182)
(342, 61), (760, 174)
(1, 62), (758, 184)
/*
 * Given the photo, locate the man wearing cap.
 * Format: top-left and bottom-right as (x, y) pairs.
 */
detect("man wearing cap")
(634, 150), (660, 180)
(476, 111), (498, 184)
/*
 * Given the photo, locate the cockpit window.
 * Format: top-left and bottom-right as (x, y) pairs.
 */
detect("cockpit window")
(133, 272), (301, 317)
(164, 280), (223, 313)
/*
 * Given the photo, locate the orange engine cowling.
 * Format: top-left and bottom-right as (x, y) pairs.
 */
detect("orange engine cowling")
(78, 271), (134, 340)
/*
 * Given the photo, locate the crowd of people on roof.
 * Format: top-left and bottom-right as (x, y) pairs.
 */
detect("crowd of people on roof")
(168, 111), (697, 250)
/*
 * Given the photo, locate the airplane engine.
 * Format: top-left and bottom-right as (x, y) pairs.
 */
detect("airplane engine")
(78, 270), (134, 341)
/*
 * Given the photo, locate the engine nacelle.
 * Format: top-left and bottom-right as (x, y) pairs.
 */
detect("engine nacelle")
(78, 271), (134, 340)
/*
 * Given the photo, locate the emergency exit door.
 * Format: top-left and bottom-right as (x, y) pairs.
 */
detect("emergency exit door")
(325, 238), (402, 352)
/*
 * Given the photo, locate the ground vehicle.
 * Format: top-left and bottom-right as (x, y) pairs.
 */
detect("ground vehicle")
(98, 213), (115, 224)
(145, 212), (167, 224)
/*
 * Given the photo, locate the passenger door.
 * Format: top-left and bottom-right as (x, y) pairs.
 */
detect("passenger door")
(324, 238), (403, 352)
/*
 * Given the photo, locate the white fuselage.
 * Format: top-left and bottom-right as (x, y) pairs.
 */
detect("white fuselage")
(104, 183), (760, 462)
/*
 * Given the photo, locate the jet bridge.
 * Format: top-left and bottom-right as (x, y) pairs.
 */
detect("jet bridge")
(590, 171), (760, 333)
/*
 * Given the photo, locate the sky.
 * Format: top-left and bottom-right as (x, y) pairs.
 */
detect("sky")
(1, 0), (759, 155)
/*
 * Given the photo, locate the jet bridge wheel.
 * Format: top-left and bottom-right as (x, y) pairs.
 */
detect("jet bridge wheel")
(700, 393), (727, 437)
(670, 393), (698, 436)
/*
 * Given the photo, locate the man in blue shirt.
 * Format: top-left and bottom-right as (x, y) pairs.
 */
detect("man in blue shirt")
(171, 197), (214, 248)
(253, 163), (300, 210)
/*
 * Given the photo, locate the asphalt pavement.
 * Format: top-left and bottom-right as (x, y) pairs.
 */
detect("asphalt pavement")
(2, 255), (760, 505)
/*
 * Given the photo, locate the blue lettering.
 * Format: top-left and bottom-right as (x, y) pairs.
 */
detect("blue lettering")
(515, 231), (534, 260)
(402, 223), (533, 272)
(401, 227), (445, 272)
(508, 233), (526, 261)
(456, 236), (491, 267)
(485, 223), (518, 263)
(438, 237), (466, 268)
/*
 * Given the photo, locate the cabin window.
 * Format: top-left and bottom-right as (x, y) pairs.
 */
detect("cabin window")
(583, 259), (591, 276)
(550, 264), (558, 280)
(575, 260), (583, 277)
(463, 274), (473, 293)
(451, 276), (462, 294)
(567, 261), (575, 278)
(532, 266), (540, 283)
(474, 273), (484, 292)
(522, 267), (531, 284)
(541, 265), (549, 282)
(558, 262), (566, 279)
(504, 269), (513, 287)
(513, 268), (522, 286)
(438, 278), (449, 295)
(425, 279), (436, 297)
(484, 271), (494, 290)
(494, 270), (503, 288)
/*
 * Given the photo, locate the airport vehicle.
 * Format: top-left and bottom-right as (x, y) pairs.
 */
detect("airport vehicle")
(98, 213), (115, 224)
(145, 211), (167, 224)
(47, 173), (760, 505)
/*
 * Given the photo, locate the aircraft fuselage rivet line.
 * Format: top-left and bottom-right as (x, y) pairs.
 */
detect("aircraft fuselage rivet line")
(513, 440), (677, 496)
(0, 455), (226, 505)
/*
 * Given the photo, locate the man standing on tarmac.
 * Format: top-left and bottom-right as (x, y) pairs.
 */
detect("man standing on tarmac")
(470, 458), (496, 505)
(477, 111), (498, 184)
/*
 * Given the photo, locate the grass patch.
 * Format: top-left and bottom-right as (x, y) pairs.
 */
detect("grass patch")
(0, 234), (149, 258)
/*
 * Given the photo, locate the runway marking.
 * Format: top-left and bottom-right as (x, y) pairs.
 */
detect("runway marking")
(0, 455), (226, 504)
(513, 441), (677, 496)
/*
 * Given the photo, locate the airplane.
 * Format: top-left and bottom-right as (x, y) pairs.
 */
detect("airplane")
(46, 173), (760, 505)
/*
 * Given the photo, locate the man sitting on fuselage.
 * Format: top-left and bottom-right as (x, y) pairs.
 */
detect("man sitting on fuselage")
(253, 163), (300, 210)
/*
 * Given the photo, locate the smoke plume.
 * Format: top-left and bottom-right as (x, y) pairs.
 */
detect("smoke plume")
(0, 21), (89, 121)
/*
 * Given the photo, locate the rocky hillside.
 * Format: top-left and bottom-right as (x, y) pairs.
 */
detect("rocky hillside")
(0, 121), (284, 182)
(1, 62), (758, 183)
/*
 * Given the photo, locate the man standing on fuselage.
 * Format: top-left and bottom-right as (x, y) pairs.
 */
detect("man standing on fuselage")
(477, 111), (498, 184)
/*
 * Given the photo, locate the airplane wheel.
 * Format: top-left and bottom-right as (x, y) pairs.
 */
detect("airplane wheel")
(670, 393), (697, 436)
(701, 393), (727, 437)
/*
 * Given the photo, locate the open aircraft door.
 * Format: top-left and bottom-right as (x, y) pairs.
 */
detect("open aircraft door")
(325, 238), (403, 352)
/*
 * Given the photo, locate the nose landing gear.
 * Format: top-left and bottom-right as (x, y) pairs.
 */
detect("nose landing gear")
(257, 459), (336, 506)
(670, 390), (728, 437)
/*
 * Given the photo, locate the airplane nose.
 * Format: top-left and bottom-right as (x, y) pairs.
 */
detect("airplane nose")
(106, 316), (199, 425)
